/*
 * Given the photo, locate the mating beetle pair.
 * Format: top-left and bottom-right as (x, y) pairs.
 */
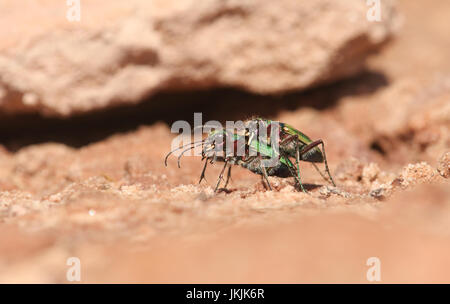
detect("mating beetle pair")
(165, 118), (335, 193)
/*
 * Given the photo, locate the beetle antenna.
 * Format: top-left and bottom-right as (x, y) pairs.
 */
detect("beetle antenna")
(177, 143), (204, 168)
(164, 140), (205, 166)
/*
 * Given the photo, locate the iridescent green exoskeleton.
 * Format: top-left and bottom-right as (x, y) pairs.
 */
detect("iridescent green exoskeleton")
(244, 118), (336, 193)
(164, 129), (300, 192)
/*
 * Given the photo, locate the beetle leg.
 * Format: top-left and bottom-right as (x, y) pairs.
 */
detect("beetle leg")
(298, 139), (322, 156)
(214, 160), (229, 192)
(311, 162), (330, 184)
(259, 159), (273, 191)
(260, 171), (272, 191)
(295, 138), (308, 193)
(198, 157), (209, 184)
(319, 141), (336, 187)
(278, 150), (302, 191)
(223, 165), (232, 189)
(278, 135), (308, 191)
(279, 134), (297, 146)
(300, 139), (336, 187)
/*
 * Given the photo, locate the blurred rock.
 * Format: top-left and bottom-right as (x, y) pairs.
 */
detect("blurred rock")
(0, 0), (399, 117)
(335, 75), (450, 165)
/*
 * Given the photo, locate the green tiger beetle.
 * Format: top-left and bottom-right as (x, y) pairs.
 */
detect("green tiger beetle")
(165, 119), (336, 193)
(243, 118), (336, 193)
(164, 128), (301, 192)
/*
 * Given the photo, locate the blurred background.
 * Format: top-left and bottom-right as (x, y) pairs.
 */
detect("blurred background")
(0, 0), (449, 283)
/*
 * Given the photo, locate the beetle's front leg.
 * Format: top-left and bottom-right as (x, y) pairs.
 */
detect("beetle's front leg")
(223, 165), (232, 189)
(259, 156), (273, 191)
(214, 160), (229, 192)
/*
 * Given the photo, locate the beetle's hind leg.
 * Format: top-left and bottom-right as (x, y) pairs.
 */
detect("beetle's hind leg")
(259, 157), (273, 191)
(300, 139), (336, 187)
(319, 141), (336, 187)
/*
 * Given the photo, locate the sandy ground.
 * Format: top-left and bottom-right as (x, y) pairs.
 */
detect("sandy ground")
(0, 0), (449, 283)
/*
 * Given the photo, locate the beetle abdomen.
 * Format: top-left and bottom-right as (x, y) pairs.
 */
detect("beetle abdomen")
(301, 147), (324, 163)
(237, 157), (292, 178)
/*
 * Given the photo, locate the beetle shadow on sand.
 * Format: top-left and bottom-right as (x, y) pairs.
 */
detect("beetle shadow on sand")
(216, 180), (327, 194)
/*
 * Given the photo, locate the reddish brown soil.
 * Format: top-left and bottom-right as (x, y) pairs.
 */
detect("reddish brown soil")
(0, 0), (449, 283)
